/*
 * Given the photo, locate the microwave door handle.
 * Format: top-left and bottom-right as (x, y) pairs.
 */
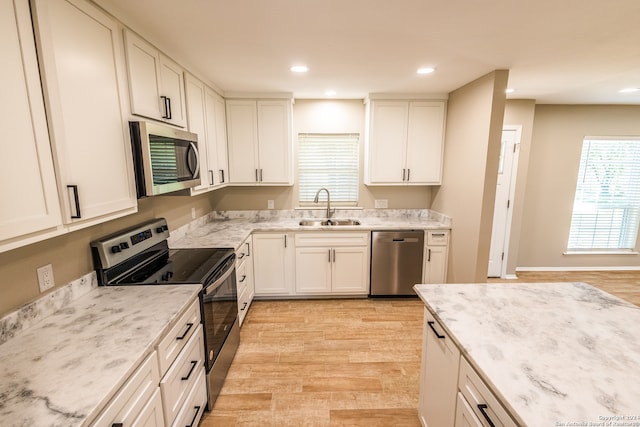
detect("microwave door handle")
(187, 142), (200, 179)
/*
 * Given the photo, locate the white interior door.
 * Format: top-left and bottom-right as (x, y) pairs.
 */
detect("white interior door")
(488, 127), (520, 277)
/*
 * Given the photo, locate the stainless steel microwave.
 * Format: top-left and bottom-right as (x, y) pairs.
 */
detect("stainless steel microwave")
(130, 121), (200, 197)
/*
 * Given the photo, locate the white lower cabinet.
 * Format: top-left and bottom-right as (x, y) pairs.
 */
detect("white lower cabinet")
(170, 371), (207, 427)
(252, 232), (295, 296)
(423, 230), (449, 283)
(236, 235), (255, 326)
(294, 232), (369, 295)
(418, 308), (460, 427)
(92, 351), (162, 427)
(419, 309), (517, 427)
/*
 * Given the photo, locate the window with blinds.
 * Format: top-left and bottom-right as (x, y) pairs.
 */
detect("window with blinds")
(567, 138), (640, 251)
(298, 133), (359, 206)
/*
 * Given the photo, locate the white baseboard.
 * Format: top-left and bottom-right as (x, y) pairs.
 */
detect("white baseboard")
(516, 266), (640, 272)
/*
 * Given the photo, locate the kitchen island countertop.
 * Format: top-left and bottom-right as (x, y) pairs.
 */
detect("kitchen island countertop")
(0, 283), (201, 427)
(413, 282), (640, 426)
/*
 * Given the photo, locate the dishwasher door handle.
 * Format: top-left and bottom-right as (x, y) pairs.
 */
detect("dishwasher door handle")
(386, 238), (420, 243)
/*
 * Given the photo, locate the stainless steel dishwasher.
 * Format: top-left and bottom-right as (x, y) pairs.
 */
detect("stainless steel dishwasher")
(370, 230), (424, 296)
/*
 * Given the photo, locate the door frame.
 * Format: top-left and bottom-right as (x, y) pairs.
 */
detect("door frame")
(489, 125), (522, 278)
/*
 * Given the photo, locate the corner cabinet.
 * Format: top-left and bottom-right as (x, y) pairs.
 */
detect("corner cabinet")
(252, 232), (295, 296)
(0, 0), (63, 252)
(184, 73), (229, 193)
(365, 99), (446, 185)
(423, 230), (449, 283)
(294, 232), (370, 295)
(31, 0), (137, 230)
(124, 30), (186, 127)
(226, 99), (293, 185)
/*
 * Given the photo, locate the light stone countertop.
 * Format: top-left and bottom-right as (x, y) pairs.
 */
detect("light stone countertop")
(0, 284), (201, 427)
(169, 209), (451, 250)
(413, 282), (640, 426)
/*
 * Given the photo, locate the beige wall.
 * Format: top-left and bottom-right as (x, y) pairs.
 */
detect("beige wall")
(517, 104), (640, 269)
(502, 100), (536, 275)
(211, 99), (432, 211)
(431, 70), (509, 283)
(0, 193), (215, 317)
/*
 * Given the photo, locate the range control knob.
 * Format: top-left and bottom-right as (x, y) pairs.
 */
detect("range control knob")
(156, 226), (167, 233)
(119, 242), (129, 250)
(110, 245), (121, 254)
(161, 271), (174, 281)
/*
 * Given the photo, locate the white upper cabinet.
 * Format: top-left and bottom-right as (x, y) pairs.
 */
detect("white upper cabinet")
(226, 99), (293, 185)
(184, 73), (229, 193)
(124, 30), (186, 127)
(32, 0), (137, 230)
(365, 100), (446, 185)
(0, 0), (62, 252)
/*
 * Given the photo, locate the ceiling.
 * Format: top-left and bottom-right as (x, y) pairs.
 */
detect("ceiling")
(97, 0), (640, 104)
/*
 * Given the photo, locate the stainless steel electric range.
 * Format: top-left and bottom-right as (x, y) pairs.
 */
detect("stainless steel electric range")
(90, 218), (239, 410)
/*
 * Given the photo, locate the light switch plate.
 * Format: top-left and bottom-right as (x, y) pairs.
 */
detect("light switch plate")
(375, 199), (388, 209)
(37, 264), (55, 293)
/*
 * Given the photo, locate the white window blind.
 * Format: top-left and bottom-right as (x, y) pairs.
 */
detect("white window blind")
(298, 133), (359, 206)
(567, 138), (640, 251)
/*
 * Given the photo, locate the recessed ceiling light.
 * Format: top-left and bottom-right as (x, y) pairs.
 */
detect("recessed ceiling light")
(290, 65), (308, 73)
(417, 67), (435, 75)
(619, 88), (639, 93)
(325, 90), (337, 97)
(506, 88), (516, 94)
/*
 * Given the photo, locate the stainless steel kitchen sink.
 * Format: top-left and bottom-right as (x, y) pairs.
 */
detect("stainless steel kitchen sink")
(298, 219), (361, 226)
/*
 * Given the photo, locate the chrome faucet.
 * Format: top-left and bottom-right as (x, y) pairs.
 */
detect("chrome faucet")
(314, 187), (334, 220)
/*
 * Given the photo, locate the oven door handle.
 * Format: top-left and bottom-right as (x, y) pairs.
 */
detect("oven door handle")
(203, 263), (235, 296)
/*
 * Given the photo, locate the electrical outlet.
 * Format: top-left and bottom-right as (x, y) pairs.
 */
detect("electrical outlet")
(267, 200), (275, 209)
(191, 207), (196, 219)
(37, 264), (55, 293)
(375, 199), (388, 209)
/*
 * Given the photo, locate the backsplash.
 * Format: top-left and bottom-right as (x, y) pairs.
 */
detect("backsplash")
(0, 271), (97, 345)
(169, 209), (451, 243)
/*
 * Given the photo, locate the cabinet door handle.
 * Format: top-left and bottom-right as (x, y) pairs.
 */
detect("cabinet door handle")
(176, 322), (194, 340)
(208, 170), (214, 186)
(181, 360), (198, 381)
(328, 249), (332, 263)
(332, 249), (336, 262)
(186, 406), (201, 427)
(255, 169), (259, 182)
(219, 169), (225, 183)
(427, 321), (445, 339)
(284, 234), (287, 248)
(246, 242), (250, 256)
(428, 248), (431, 262)
(160, 95), (169, 119)
(238, 252), (245, 259)
(402, 169), (406, 181)
(407, 168), (410, 181)
(477, 404), (496, 427)
(166, 97), (172, 119)
(67, 185), (82, 219)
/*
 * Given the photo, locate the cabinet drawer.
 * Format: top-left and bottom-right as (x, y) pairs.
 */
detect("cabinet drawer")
(237, 284), (252, 326)
(170, 367), (207, 427)
(132, 388), (164, 427)
(236, 260), (249, 295)
(427, 230), (449, 246)
(157, 298), (201, 376)
(454, 392), (483, 427)
(235, 238), (251, 267)
(91, 351), (160, 427)
(458, 357), (517, 427)
(295, 232), (369, 247)
(161, 325), (205, 426)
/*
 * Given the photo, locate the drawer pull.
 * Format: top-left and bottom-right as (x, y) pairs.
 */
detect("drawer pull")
(241, 301), (248, 311)
(239, 275), (246, 283)
(181, 360), (198, 381)
(186, 405), (201, 427)
(477, 404), (496, 427)
(427, 321), (445, 339)
(176, 323), (194, 341)
(111, 423), (123, 427)
(431, 233), (446, 237)
(238, 252), (246, 259)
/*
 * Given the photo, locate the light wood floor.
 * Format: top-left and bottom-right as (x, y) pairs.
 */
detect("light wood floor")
(201, 271), (640, 426)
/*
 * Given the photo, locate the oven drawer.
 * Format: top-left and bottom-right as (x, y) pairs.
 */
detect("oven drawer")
(160, 324), (205, 426)
(157, 298), (201, 376)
